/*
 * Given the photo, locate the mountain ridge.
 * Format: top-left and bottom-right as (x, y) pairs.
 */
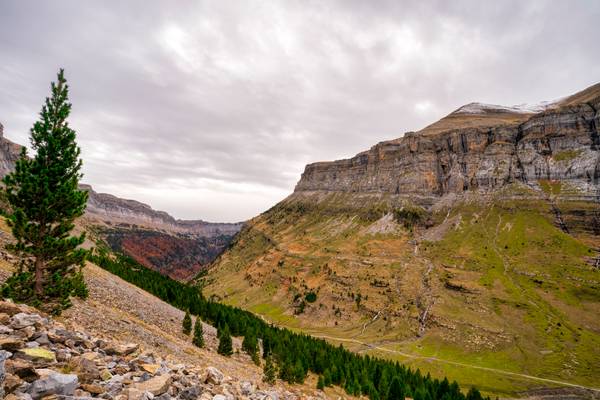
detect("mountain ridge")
(295, 82), (600, 204)
(205, 82), (600, 397)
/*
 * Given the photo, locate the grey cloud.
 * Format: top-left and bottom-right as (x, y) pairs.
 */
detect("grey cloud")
(1, 0), (599, 221)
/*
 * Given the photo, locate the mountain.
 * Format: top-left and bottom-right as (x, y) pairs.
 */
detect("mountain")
(204, 83), (600, 397)
(0, 123), (243, 280)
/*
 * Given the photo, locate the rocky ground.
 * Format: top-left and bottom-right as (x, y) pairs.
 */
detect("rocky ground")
(0, 256), (353, 400)
(0, 299), (288, 400)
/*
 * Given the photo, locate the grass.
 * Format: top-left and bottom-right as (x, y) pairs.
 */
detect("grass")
(206, 193), (600, 397)
(552, 149), (583, 162)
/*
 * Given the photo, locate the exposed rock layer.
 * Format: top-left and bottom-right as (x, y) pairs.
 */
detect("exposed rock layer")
(295, 84), (600, 204)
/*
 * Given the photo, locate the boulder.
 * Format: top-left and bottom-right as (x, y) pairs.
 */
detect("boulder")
(81, 383), (106, 394)
(124, 387), (147, 400)
(0, 325), (13, 334)
(16, 348), (56, 363)
(0, 301), (25, 317)
(4, 372), (25, 393)
(33, 333), (50, 346)
(204, 367), (224, 385)
(14, 326), (36, 340)
(1, 350), (11, 398)
(10, 313), (44, 329)
(104, 342), (139, 356)
(140, 363), (161, 374)
(240, 381), (254, 396)
(71, 356), (101, 383)
(132, 374), (172, 396)
(100, 369), (113, 381)
(27, 372), (78, 399)
(0, 337), (24, 351)
(0, 312), (11, 324)
(5, 358), (39, 381)
(178, 385), (202, 400)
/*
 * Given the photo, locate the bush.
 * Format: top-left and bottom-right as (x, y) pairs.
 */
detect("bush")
(393, 207), (426, 229)
(305, 291), (317, 303)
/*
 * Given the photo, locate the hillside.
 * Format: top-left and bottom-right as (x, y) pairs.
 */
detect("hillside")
(204, 84), (600, 398)
(0, 228), (352, 400)
(0, 123), (243, 280)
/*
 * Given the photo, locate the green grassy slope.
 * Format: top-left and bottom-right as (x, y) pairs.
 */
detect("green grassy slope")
(204, 190), (600, 397)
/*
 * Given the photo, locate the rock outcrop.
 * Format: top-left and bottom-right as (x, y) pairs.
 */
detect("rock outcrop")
(0, 123), (23, 178)
(295, 83), (600, 204)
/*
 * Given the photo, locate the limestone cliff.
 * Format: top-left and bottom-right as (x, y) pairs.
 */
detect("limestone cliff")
(206, 83), (600, 396)
(295, 83), (600, 204)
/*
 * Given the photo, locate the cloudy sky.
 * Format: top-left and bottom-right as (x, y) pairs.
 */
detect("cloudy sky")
(1, 1), (599, 222)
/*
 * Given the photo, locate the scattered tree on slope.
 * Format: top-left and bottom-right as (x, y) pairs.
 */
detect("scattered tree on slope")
(192, 317), (204, 348)
(182, 310), (192, 335)
(90, 247), (486, 400)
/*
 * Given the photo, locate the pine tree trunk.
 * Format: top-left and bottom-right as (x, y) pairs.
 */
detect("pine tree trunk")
(34, 256), (44, 295)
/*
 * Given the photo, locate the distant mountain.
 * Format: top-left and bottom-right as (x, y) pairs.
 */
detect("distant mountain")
(205, 83), (600, 396)
(0, 122), (243, 280)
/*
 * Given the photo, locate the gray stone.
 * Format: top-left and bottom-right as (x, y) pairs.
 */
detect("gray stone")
(10, 313), (44, 329)
(240, 381), (254, 396)
(204, 367), (224, 385)
(1, 350), (12, 398)
(33, 333), (50, 346)
(177, 385), (202, 400)
(0, 325), (13, 334)
(27, 372), (78, 399)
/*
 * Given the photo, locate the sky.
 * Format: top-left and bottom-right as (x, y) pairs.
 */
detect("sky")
(1, 1), (599, 222)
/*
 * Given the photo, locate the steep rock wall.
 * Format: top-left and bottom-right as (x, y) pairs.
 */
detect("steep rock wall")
(295, 95), (600, 203)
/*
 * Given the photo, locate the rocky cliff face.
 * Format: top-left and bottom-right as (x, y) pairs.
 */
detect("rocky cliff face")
(0, 124), (243, 280)
(295, 83), (600, 204)
(0, 124), (23, 179)
(83, 185), (242, 238)
(206, 83), (600, 396)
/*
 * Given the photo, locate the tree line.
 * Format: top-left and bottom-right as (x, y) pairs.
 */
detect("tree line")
(90, 249), (486, 400)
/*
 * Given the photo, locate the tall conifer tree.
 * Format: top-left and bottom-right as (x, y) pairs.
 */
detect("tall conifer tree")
(192, 317), (204, 347)
(217, 324), (233, 356)
(182, 310), (192, 335)
(1, 69), (88, 314)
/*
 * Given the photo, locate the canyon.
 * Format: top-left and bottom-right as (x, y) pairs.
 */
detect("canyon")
(0, 123), (243, 280)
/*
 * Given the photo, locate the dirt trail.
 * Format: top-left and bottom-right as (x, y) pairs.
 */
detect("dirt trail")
(310, 334), (600, 393)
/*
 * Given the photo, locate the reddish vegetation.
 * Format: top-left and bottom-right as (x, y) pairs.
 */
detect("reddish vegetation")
(103, 228), (235, 281)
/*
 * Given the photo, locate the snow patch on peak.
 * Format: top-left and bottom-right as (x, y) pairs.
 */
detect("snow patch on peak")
(454, 98), (564, 115)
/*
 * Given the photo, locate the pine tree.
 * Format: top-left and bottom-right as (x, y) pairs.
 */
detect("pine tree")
(466, 387), (483, 400)
(1, 69), (88, 315)
(217, 324), (233, 356)
(317, 375), (325, 390)
(192, 317), (204, 347)
(387, 376), (405, 400)
(182, 310), (192, 335)
(242, 329), (259, 364)
(263, 355), (276, 384)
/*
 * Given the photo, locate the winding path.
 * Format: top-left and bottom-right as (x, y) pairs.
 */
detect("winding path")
(309, 333), (600, 393)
